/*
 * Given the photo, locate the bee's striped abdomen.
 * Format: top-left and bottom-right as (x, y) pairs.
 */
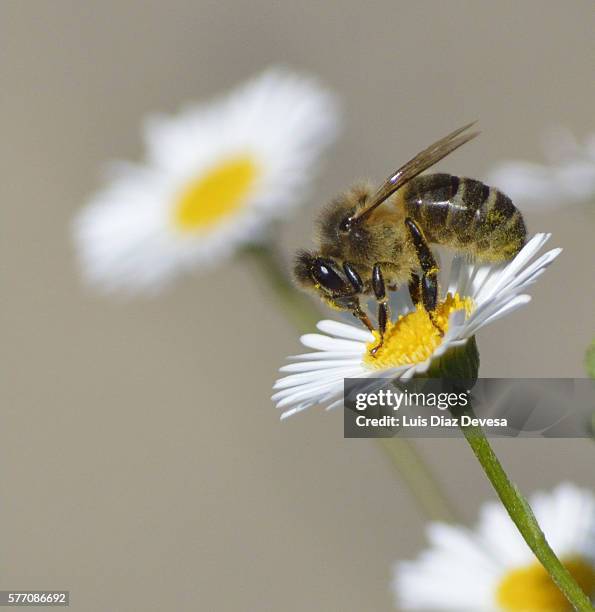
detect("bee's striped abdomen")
(403, 173), (526, 262)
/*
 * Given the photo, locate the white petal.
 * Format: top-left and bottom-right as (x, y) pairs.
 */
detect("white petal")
(399, 364), (421, 381)
(273, 379), (340, 407)
(468, 265), (496, 299)
(280, 402), (316, 420)
(300, 333), (366, 353)
(325, 399), (345, 411)
(274, 363), (362, 388)
(288, 351), (366, 361)
(316, 319), (374, 342)
(464, 294), (532, 336)
(446, 255), (464, 296)
(279, 359), (364, 373)
(274, 373), (359, 408)
(474, 234), (550, 304)
(477, 295), (532, 328)
(501, 248), (562, 294)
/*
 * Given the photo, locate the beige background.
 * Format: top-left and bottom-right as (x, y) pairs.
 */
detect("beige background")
(2, 1), (594, 611)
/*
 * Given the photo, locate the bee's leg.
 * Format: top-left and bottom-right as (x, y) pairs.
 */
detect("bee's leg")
(404, 218), (442, 335)
(308, 256), (373, 332)
(342, 262), (374, 333)
(408, 272), (422, 305)
(369, 263), (390, 355)
(352, 303), (374, 333)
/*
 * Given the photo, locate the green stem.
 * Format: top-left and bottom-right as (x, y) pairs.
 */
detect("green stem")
(377, 437), (458, 522)
(456, 404), (594, 611)
(244, 242), (320, 333)
(248, 240), (457, 523)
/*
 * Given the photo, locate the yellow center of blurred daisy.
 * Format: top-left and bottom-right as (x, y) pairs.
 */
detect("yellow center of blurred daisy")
(363, 293), (473, 369)
(496, 556), (595, 611)
(173, 156), (260, 231)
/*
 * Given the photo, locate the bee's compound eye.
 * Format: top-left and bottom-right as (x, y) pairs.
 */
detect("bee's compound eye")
(312, 258), (347, 293)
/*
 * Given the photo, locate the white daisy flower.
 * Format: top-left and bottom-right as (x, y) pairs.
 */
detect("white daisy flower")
(74, 67), (339, 293)
(393, 482), (595, 610)
(486, 128), (595, 211)
(272, 233), (561, 419)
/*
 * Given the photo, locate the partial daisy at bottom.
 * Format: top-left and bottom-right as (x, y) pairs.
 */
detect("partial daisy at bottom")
(393, 483), (595, 610)
(272, 233), (561, 419)
(74, 66), (339, 293)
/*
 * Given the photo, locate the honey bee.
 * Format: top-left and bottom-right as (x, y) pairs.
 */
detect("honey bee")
(294, 123), (527, 353)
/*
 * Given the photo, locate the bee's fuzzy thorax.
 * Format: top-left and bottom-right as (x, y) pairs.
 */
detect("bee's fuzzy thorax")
(310, 182), (418, 285)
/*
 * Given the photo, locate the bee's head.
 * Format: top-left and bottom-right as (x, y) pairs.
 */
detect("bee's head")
(293, 250), (318, 290)
(293, 249), (346, 291)
(293, 250), (356, 310)
(317, 184), (373, 258)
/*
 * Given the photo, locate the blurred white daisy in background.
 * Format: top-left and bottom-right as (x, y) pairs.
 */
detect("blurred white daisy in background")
(393, 483), (595, 610)
(74, 67), (339, 293)
(486, 128), (595, 211)
(272, 233), (561, 419)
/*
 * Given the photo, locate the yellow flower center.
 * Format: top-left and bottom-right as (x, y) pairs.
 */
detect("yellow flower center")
(496, 556), (595, 611)
(173, 155), (260, 232)
(364, 293), (473, 369)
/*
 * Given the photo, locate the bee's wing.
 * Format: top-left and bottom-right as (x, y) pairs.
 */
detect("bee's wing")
(352, 122), (479, 220)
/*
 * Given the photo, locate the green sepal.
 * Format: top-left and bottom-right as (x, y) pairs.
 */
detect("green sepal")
(425, 335), (480, 384)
